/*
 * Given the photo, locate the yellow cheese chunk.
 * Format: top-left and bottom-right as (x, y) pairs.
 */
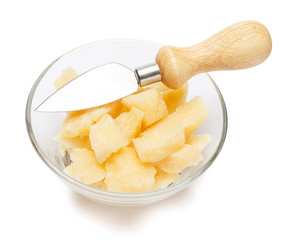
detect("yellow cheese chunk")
(162, 83), (188, 113)
(70, 148), (106, 184)
(54, 67), (78, 90)
(54, 135), (92, 155)
(133, 125), (185, 163)
(142, 82), (170, 93)
(122, 88), (168, 129)
(153, 169), (180, 190)
(58, 107), (110, 138)
(115, 107), (144, 143)
(186, 134), (211, 151)
(89, 180), (107, 190)
(156, 144), (203, 174)
(89, 114), (127, 164)
(63, 163), (75, 178)
(104, 147), (156, 193)
(142, 96), (209, 138)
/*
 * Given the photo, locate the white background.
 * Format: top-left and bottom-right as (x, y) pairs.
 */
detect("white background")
(1, 0), (296, 239)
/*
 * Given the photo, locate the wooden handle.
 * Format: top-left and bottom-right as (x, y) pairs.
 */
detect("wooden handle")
(156, 21), (272, 89)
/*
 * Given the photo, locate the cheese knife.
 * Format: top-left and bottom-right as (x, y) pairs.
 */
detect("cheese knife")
(35, 21), (272, 112)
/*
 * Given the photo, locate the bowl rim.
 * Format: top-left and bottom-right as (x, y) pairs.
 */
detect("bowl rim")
(25, 39), (228, 200)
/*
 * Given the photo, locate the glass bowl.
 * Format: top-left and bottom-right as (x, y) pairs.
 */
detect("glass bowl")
(26, 40), (227, 206)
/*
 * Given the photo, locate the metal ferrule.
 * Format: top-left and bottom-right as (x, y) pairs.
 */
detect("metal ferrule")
(135, 62), (161, 87)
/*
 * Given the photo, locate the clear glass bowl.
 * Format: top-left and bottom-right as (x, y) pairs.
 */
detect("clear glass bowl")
(26, 40), (227, 206)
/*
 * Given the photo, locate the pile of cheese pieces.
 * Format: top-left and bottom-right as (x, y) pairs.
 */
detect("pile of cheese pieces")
(54, 68), (211, 193)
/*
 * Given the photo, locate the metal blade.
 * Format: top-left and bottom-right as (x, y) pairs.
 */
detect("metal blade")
(35, 63), (139, 112)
